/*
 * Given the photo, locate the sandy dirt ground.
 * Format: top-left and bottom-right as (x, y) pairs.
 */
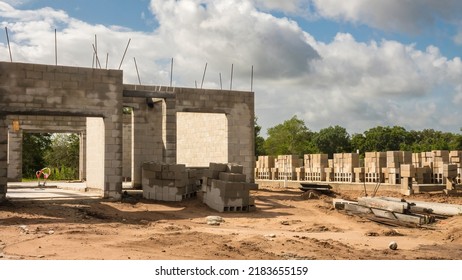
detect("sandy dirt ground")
(1, 185), (462, 260)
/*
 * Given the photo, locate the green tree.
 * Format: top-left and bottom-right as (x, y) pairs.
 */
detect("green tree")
(254, 117), (266, 157)
(350, 133), (366, 155)
(362, 126), (409, 152)
(44, 133), (80, 180)
(406, 129), (453, 152)
(263, 115), (315, 156)
(22, 133), (52, 178)
(313, 125), (351, 158)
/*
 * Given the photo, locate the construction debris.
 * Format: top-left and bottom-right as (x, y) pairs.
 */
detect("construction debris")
(334, 196), (462, 227)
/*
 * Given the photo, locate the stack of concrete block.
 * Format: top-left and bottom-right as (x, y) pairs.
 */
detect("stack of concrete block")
(333, 153), (359, 182)
(302, 154), (328, 182)
(255, 156), (275, 180)
(420, 151), (434, 168)
(412, 153), (422, 167)
(385, 151), (411, 184)
(354, 167), (365, 183)
(274, 155), (300, 180)
(201, 162), (258, 212)
(431, 150), (449, 184)
(364, 152), (386, 183)
(449, 151), (462, 183)
(142, 162), (198, 201)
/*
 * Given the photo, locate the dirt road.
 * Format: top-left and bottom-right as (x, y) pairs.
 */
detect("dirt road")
(1, 186), (461, 260)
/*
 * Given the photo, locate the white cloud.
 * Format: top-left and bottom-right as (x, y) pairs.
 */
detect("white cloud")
(252, 0), (310, 15)
(1, 0), (462, 135)
(311, 0), (462, 34)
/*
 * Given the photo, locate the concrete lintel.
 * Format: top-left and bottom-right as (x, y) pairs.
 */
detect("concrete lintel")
(181, 108), (228, 114)
(0, 108), (106, 118)
(123, 89), (175, 99)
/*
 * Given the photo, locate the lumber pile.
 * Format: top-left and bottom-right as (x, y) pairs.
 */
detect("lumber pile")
(334, 196), (462, 227)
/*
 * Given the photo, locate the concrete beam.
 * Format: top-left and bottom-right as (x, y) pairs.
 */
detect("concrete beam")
(123, 90), (175, 99)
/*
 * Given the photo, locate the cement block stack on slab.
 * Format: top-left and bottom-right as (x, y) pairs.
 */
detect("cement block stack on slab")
(333, 153), (359, 182)
(385, 151), (411, 184)
(201, 162), (258, 212)
(275, 155), (300, 181)
(142, 162), (197, 201)
(255, 156), (275, 180)
(431, 150), (449, 184)
(303, 154), (328, 181)
(449, 151), (462, 183)
(364, 152), (386, 183)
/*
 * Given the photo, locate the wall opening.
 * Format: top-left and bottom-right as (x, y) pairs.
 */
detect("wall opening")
(176, 112), (228, 167)
(21, 132), (80, 181)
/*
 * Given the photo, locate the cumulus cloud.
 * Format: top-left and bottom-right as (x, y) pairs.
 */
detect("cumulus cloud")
(311, 0), (462, 34)
(1, 0), (462, 135)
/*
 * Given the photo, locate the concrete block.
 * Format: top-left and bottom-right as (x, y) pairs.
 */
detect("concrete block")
(400, 164), (415, 178)
(226, 163), (244, 174)
(209, 162), (228, 172)
(243, 183), (259, 190)
(218, 172), (246, 182)
(204, 169), (220, 179)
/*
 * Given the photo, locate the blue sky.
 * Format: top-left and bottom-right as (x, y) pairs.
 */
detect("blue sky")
(1, 0), (462, 136)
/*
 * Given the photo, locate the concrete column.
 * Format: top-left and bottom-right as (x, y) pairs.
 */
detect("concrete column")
(7, 129), (22, 182)
(86, 117), (105, 193)
(163, 99), (176, 164)
(103, 116), (123, 199)
(79, 132), (86, 181)
(0, 116), (8, 202)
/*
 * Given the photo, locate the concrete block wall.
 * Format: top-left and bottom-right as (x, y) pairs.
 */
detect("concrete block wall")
(0, 61), (123, 199)
(141, 162), (197, 201)
(5, 115), (86, 182)
(122, 113), (132, 181)
(0, 116), (7, 202)
(123, 85), (167, 188)
(177, 112), (228, 167)
(175, 88), (255, 182)
(200, 162), (258, 212)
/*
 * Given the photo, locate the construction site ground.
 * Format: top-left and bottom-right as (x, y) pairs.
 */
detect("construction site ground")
(0, 182), (461, 260)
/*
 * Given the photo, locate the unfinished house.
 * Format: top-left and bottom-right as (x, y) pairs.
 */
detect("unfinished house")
(0, 61), (255, 202)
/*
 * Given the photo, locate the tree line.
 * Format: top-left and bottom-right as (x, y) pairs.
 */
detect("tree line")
(255, 116), (462, 158)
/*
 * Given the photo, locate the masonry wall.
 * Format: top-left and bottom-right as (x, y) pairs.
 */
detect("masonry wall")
(175, 88), (255, 182)
(176, 112), (228, 167)
(123, 85), (255, 183)
(123, 85), (165, 188)
(0, 61), (124, 200)
(122, 113), (132, 181)
(6, 115), (86, 182)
